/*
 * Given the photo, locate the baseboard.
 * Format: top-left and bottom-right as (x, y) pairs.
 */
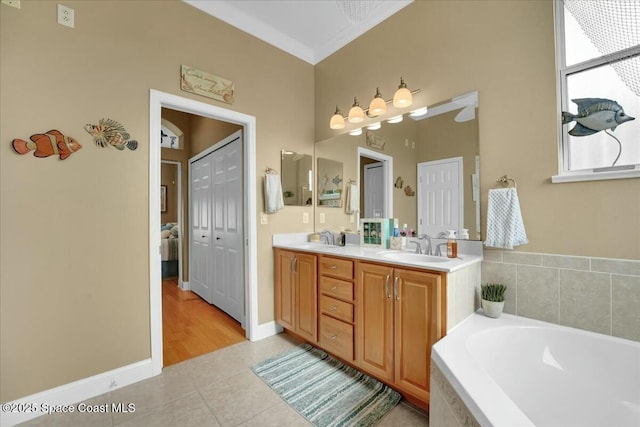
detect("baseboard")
(1, 359), (155, 427)
(249, 320), (283, 342)
(179, 279), (189, 291)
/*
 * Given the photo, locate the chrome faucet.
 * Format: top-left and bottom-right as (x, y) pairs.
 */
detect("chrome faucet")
(434, 242), (448, 257)
(410, 240), (423, 254)
(416, 234), (432, 255)
(319, 230), (335, 246)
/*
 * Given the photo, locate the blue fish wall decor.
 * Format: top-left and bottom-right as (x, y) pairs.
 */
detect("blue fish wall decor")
(561, 98), (635, 136)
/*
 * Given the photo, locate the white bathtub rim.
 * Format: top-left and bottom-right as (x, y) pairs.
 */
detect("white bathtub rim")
(431, 324), (535, 427)
(432, 310), (640, 427)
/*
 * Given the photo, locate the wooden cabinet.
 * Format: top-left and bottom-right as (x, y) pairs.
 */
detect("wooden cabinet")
(356, 261), (445, 405)
(274, 249), (317, 342)
(318, 255), (355, 362)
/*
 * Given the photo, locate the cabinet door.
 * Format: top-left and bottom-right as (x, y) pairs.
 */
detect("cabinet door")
(295, 252), (318, 342)
(356, 262), (394, 382)
(274, 249), (295, 331)
(394, 268), (443, 402)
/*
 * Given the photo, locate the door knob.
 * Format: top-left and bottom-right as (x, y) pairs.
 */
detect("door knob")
(216, 237), (222, 240)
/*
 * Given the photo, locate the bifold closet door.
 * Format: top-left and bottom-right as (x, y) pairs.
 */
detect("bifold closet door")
(211, 137), (244, 324)
(190, 154), (213, 303)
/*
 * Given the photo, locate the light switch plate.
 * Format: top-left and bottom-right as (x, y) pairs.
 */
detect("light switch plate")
(319, 212), (325, 224)
(260, 212), (268, 225)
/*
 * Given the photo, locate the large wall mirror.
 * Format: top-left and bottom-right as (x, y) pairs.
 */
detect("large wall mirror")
(281, 150), (313, 206)
(314, 91), (481, 240)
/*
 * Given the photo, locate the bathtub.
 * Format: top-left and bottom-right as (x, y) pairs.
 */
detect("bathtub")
(431, 312), (640, 427)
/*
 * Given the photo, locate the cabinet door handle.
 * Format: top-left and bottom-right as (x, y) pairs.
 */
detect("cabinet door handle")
(293, 257), (297, 273)
(385, 275), (391, 299)
(331, 306), (337, 311)
(394, 276), (400, 301)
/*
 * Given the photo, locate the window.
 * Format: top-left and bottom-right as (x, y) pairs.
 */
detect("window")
(553, 0), (640, 183)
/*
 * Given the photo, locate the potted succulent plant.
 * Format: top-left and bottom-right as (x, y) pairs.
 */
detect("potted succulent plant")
(481, 283), (506, 318)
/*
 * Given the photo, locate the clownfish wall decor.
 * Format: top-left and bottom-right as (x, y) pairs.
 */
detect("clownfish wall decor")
(84, 118), (138, 151)
(11, 130), (82, 160)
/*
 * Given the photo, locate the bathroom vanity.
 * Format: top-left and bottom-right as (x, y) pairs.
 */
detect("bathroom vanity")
(273, 234), (482, 410)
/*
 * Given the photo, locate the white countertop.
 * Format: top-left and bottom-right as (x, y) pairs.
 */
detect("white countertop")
(272, 233), (482, 273)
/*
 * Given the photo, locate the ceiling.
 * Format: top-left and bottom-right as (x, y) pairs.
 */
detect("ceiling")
(183, 0), (413, 65)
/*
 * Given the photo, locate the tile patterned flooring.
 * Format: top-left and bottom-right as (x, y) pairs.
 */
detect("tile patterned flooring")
(21, 334), (429, 426)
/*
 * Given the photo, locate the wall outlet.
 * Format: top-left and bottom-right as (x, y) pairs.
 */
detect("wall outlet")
(57, 4), (74, 28)
(319, 212), (325, 224)
(260, 212), (268, 225)
(1, 0), (21, 9)
(302, 212), (309, 224)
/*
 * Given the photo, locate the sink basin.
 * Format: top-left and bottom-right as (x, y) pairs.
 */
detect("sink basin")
(376, 251), (451, 263)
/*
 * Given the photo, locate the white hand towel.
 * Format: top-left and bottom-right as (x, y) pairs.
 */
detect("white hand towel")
(264, 174), (284, 213)
(345, 182), (359, 214)
(485, 187), (528, 249)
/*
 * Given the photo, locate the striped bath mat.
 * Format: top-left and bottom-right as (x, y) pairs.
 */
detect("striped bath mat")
(252, 344), (401, 427)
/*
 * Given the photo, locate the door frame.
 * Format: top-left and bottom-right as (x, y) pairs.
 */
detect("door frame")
(149, 90), (257, 375)
(357, 147), (393, 228)
(417, 156), (464, 235)
(160, 160), (184, 288)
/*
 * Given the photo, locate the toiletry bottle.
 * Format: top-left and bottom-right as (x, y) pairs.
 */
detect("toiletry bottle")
(446, 230), (458, 258)
(461, 229), (469, 240)
(393, 218), (399, 237)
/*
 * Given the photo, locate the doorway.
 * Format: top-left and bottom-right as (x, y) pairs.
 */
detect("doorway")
(149, 90), (258, 375)
(417, 156), (463, 236)
(357, 146), (393, 227)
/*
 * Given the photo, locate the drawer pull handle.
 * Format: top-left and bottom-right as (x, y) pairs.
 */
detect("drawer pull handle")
(331, 335), (337, 340)
(331, 306), (337, 311)
(329, 265), (338, 270)
(331, 286), (337, 290)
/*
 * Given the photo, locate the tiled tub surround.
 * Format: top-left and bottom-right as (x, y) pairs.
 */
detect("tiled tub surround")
(430, 312), (640, 427)
(482, 250), (640, 342)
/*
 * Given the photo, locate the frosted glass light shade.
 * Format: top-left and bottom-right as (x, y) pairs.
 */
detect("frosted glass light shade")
(348, 98), (365, 123)
(393, 77), (413, 108)
(330, 105), (345, 129)
(368, 88), (387, 116)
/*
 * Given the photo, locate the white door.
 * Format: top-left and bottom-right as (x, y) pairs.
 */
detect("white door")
(211, 135), (244, 324)
(190, 155), (213, 302)
(364, 162), (384, 218)
(417, 157), (463, 237)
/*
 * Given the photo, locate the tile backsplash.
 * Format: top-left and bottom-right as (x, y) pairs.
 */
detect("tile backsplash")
(482, 250), (640, 342)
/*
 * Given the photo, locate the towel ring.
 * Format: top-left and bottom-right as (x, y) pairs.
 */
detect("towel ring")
(266, 167), (278, 175)
(496, 175), (517, 188)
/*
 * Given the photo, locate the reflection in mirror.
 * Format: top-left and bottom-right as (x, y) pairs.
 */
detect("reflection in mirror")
(317, 158), (344, 208)
(281, 150), (313, 206)
(315, 91), (480, 239)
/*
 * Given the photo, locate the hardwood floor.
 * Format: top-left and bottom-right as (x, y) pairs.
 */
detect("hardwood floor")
(162, 278), (246, 366)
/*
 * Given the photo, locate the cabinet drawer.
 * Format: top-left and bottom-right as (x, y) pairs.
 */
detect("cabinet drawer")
(320, 314), (354, 362)
(319, 276), (354, 301)
(319, 256), (353, 280)
(320, 295), (354, 323)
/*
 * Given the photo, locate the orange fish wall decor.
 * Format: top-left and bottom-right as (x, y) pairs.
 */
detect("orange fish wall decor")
(11, 130), (82, 160)
(84, 118), (138, 151)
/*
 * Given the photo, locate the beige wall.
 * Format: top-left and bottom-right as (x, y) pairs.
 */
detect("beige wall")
(315, 0), (640, 260)
(2, 0), (638, 405)
(161, 163), (178, 224)
(0, 0), (313, 402)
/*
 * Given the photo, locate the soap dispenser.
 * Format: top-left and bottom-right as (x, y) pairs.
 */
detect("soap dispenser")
(446, 230), (458, 258)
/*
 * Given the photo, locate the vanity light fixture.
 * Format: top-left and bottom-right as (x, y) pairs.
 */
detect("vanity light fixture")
(366, 122), (381, 130)
(330, 105), (346, 129)
(329, 78), (420, 130)
(349, 128), (363, 136)
(368, 87), (387, 116)
(409, 106), (428, 117)
(348, 97), (365, 123)
(393, 77), (413, 108)
(387, 115), (403, 124)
